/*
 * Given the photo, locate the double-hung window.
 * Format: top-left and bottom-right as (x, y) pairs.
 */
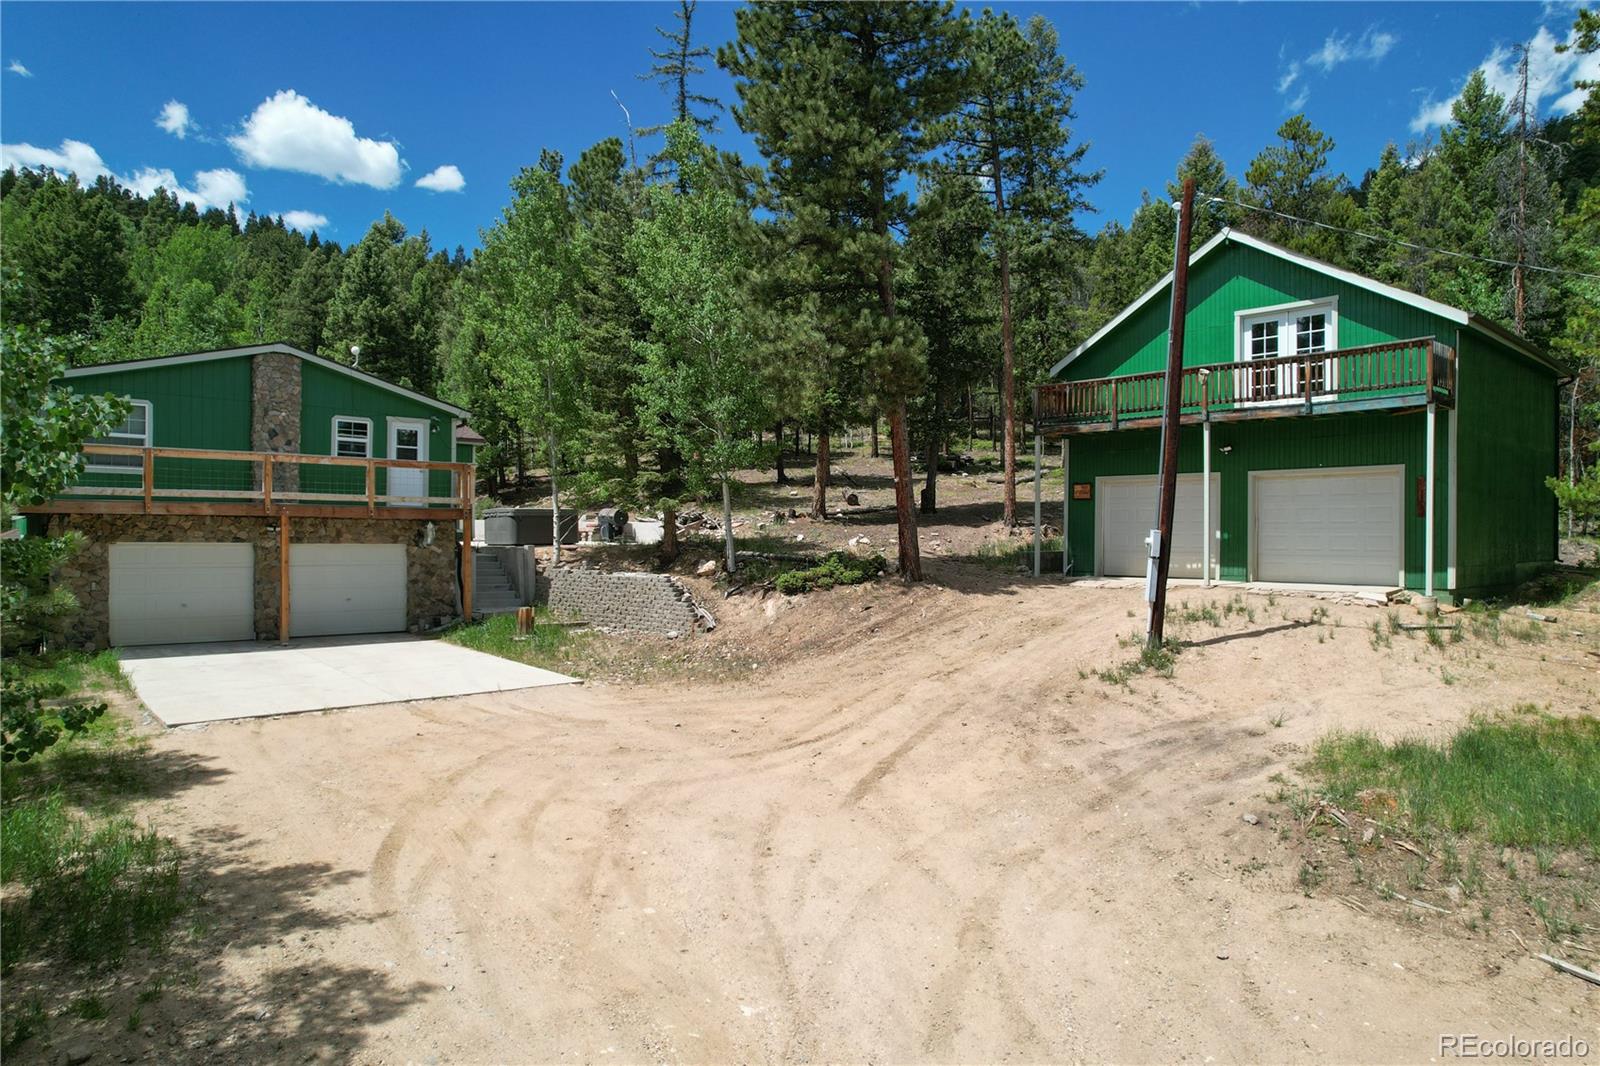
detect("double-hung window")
(1236, 300), (1337, 405)
(86, 400), (151, 472)
(333, 417), (372, 458)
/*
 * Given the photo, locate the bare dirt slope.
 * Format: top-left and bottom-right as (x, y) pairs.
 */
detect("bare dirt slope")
(81, 569), (1596, 1064)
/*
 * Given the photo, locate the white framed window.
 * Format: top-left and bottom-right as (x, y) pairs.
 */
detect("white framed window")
(1233, 298), (1338, 405)
(86, 400), (152, 472)
(332, 416), (373, 458)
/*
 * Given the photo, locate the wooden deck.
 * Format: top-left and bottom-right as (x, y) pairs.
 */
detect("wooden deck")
(22, 444), (479, 627)
(1034, 337), (1456, 436)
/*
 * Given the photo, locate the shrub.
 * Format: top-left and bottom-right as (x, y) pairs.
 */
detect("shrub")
(774, 552), (888, 595)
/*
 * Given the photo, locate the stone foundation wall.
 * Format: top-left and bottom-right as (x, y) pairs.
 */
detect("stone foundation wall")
(49, 514), (459, 649)
(546, 569), (705, 636)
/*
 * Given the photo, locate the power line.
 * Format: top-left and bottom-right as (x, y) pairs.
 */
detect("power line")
(1197, 194), (1600, 284)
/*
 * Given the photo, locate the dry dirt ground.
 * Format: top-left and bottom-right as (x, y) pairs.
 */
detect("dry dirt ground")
(31, 560), (1600, 1064)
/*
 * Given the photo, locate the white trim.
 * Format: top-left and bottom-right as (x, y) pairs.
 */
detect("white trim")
(385, 417), (430, 503)
(1048, 228), (1557, 377)
(1247, 464), (1406, 587)
(331, 415), (373, 459)
(62, 343), (469, 418)
(1232, 298), (1339, 407)
(86, 399), (152, 473)
(1446, 403), (1459, 592)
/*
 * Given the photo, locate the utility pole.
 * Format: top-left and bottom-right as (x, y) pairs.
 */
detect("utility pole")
(1147, 178), (1195, 650)
(1512, 43), (1530, 335)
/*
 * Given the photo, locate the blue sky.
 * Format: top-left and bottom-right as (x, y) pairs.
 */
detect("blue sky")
(2, 2), (1594, 254)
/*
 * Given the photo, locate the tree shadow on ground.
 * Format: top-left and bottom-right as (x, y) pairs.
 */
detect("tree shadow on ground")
(4, 740), (431, 1064)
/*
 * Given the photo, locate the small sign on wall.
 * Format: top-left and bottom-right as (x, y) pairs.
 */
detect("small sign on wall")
(1072, 482), (1092, 500)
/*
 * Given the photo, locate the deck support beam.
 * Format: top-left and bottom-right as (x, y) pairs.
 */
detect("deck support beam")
(278, 515), (291, 642)
(1061, 439), (1070, 575)
(1425, 402), (1437, 600)
(1032, 434), (1042, 577)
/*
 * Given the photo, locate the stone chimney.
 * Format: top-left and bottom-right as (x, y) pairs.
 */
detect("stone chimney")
(251, 351), (302, 492)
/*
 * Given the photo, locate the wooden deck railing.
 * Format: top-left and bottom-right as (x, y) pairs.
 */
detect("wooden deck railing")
(35, 444), (474, 519)
(1035, 337), (1455, 431)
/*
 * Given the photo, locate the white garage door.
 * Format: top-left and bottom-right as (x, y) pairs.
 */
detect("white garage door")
(1253, 468), (1403, 586)
(1098, 474), (1221, 579)
(109, 542), (254, 646)
(290, 544), (407, 637)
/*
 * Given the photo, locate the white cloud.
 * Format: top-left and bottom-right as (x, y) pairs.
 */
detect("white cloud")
(0, 139), (109, 180)
(278, 210), (329, 232)
(1307, 28), (1398, 72)
(1277, 25), (1399, 110)
(124, 167), (248, 212)
(228, 89), (402, 188)
(1412, 24), (1598, 131)
(0, 137), (247, 212)
(415, 164), (464, 192)
(156, 100), (193, 139)
(8, 60), (31, 77)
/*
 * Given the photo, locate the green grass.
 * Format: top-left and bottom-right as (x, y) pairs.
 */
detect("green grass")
(966, 535), (1063, 572)
(1094, 640), (1180, 687)
(1, 792), (186, 971)
(11, 649), (132, 697)
(1307, 707), (1600, 848)
(442, 610), (589, 673)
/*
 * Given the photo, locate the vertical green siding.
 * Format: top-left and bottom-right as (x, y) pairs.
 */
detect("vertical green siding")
(300, 362), (456, 500)
(1066, 243), (1459, 381)
(66, 356), (254, 492)
(1454, 331), (1560, 593)
(1063, 410), (1445, 591)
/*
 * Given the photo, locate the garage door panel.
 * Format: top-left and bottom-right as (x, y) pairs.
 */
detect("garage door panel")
(109, 543), (255, 646)
(1254, 469), (1402, 586)
(290, 544), (407, 638)
(1098, 475), (1220, 579)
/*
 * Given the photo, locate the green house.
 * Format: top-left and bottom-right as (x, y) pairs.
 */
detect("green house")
(28, 343), (483, 648)
(1036, 229), (1565, 602)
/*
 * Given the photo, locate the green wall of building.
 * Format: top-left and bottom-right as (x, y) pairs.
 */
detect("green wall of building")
(300, 361), (457, 499)
(1066, 242), (1460, 380)
(1062, 410), (1447, 591)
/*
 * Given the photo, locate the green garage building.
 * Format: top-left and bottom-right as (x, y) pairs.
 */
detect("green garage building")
(1036, 229), (1566, 602)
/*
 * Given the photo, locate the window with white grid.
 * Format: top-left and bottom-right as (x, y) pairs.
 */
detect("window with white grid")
(333, 417), (372, 458)
(86, 400), (151, 472)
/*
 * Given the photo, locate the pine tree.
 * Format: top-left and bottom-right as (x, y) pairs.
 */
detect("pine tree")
(639, 0), (723, 138)
(722, 1), (969, 579)
(940, 10), (1095, 526)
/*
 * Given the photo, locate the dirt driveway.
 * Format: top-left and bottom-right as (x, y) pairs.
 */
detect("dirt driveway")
(113, 571), (1595, 1063)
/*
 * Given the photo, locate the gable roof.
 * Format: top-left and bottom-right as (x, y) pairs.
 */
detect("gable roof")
(64, 342), (471, 419)
(1050, 228), (1564, 378)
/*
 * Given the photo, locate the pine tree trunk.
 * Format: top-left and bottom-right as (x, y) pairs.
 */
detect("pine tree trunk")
(810, 426), (830, 519)
(888, 400), (921, 580)
(920, 420), (939, 515)
(774, 420), (788, 484)
(659, 506), (679, 566)
(871, 413), (880, 458)
(991, 135), (1019, 528)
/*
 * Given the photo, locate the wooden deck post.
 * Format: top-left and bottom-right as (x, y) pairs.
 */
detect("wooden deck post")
(278, 515), (291, 642)
(366, 461), (376, 514)
(1061, 439), (1070, 575)
(262, 455), (273, 509)
(142, 448), (154, 513)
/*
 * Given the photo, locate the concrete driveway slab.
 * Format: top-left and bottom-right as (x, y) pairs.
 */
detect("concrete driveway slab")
(119, 635), (577, 726)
